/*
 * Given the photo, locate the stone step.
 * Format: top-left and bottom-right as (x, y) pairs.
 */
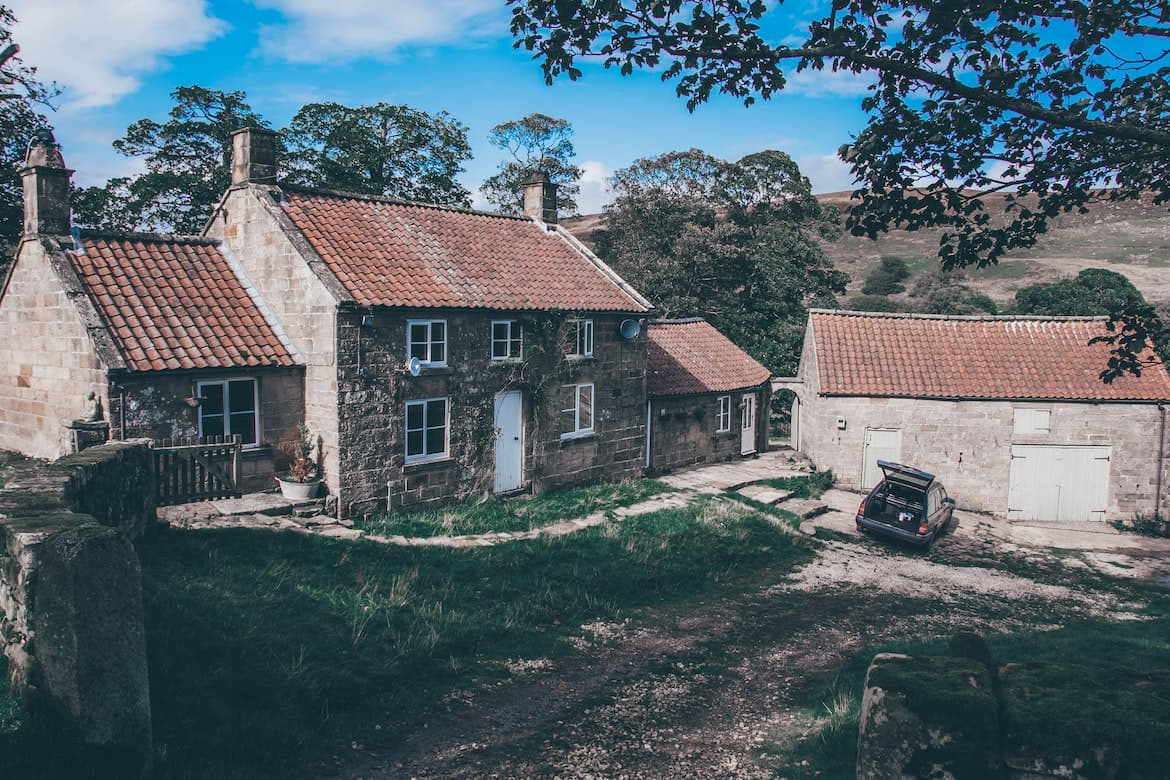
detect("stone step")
(292, 502), (329, 519)
(736, 484), (795, 505)
(778, 498), (829, 520)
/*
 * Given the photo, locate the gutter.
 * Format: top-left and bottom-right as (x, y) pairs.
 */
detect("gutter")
(1157, 404), (1166, 520)
(645, 400), (652, 470)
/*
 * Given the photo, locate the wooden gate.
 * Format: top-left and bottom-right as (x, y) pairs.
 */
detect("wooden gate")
(152, 435), (242, 506)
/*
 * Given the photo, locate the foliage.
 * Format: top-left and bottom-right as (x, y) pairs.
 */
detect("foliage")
(278, 423), (318, 483)
(910, 271), (999, 315)
(845, 294), (901, 313)
(360, 479), (672, 537)
(481, 112), (582, 214)
(508, 0), (1170, 380)
(0, 6), (55, 257)
(283, 102), (472, 206)
(1109, 513), (1168, 537)
(760, 471), (835, 499)
(597, 148), (847, 374)
(73, 86), (269, 234)
(139, 496), (808, 778)
(860, 256), (910, 296)
(1014, 268), (1149, 317)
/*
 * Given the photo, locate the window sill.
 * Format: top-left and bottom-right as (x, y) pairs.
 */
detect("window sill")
(564, 355), (594, 363)
(559, 430), (596, 443)
(403, 456), (453, 473)
(489, 358), (523, 366)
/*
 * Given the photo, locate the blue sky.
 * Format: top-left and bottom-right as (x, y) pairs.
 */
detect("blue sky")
(12, 0), (870, 213)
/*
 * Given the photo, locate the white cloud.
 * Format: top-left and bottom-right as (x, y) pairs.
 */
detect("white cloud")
(798, 153), (857, 194)
(574, 160), (613, 215)
(9, 0), (225, 109)
(253, 0), (504, 63)
(784, 66), (873, 98)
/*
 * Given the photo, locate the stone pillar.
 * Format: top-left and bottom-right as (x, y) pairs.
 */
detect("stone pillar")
(62, 420), (111, 453)
(231, 127), (279, 185)
(21, 128), (73, 237)
(523, 171), (558, 224)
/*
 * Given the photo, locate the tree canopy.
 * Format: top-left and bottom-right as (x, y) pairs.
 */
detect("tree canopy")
(0, 5), (55, 258)
(283, 102), (472, 206)
(1014, 268), (1149, 317)
(597, 148), (846, 374)
(481, 113), (582, 215)
(508, 0), (1170, 379)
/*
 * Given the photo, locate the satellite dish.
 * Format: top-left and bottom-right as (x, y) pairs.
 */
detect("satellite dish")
(619, 319), (641, 340)
(406, 357), (422, 377)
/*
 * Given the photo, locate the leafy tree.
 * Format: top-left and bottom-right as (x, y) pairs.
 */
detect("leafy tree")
(1014, 269), (1148, 317)
(481, 112), (582, 214)
(597, 148), (846, 374)
(73, 86), (269, 234)
(845, 294), (901, 313)
(282, 102), (472, 207)
(0, 5), (56, 257)
(508, 0), (1170, 379)
(860, 257), (910, 296)
(910, 271), (998, 315)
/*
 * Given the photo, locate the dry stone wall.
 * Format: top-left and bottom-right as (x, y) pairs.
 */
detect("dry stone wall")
(0, 442), (153, 776)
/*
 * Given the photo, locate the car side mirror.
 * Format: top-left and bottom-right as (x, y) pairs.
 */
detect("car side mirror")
(943, 497), (955, 505)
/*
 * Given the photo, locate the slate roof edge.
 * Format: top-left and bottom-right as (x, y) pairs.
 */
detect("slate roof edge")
(550, 223), (654, 313)
(649, 380), (771, 399)
(816, 391), (1170, 403)
(808, 308), (1110, 323)
(277, 182), (532, 221)
(218, 242), (306, 367)
(77, 229), (219, 246)
(649, 317), (705, 325)
(249, 184), (353, 304)
(44, 237), (128, 372)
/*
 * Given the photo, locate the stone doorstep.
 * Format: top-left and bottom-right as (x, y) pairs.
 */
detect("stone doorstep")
(735, 484), (795, 505)
(777, 498), (829, 520)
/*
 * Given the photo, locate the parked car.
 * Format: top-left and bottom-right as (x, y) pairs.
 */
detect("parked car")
(856, 460), (955, 548)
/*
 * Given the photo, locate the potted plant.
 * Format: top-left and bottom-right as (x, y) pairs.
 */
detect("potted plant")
(277, 423), (321, 500)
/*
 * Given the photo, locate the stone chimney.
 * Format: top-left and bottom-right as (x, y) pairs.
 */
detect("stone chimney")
(523, 171), (558, 225)
(231, 127), (279, 185)
(21, 128), (73, 237)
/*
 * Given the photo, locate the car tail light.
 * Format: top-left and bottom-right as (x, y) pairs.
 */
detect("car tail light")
(857, 498), (867, 516)
(918, 521), (929, 535)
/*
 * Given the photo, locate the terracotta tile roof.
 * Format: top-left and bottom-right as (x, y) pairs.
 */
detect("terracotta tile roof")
(69, 233), (298, 372)
(279, 188), (650, 312)
(809, 310), (1170, 401)
(648, 319), (771, 397)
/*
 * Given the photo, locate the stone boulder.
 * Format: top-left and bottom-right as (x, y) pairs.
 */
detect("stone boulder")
(857, 652), (1002, 779)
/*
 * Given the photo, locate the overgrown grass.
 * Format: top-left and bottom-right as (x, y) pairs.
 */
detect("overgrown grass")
(776, 590), (1170, 777)
(759, 471), (835, 499)
(140, 495), (809, 779)
(357, 479), (674, 538)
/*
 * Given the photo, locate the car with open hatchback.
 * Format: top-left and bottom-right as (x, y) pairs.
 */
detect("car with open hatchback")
(855, 460), (955, 548)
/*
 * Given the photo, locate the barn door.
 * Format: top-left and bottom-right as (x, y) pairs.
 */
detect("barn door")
(1008, 445), (1110, 522)
(862, 429), (902, 489)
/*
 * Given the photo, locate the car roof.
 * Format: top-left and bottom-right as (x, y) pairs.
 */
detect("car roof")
(877, 460), (936, 492)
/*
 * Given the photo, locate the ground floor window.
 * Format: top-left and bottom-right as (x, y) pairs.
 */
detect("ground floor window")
(561, 383), (594, 439)
(406, 397), (449, 462)
(197, 379), (259, 446)
(717, 395), (732, 431)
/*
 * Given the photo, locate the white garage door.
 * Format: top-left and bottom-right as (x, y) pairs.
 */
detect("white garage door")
(1007, 445), (1111, 522)
(862, 428), (902, 489)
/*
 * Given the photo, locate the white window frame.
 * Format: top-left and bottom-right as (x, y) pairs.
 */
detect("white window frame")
(405, 397), (449, 464)
(407, 319), (448, 366)
(567, 318), (594, 358)
(560, 383), (595, 439)
(491, 319), (523, 362)
(196, 378), (260, 448)
(717, 395), (732, 432)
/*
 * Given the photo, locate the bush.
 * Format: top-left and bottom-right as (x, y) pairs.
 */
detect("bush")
(846, 294), (901, 312)
(861, 257), (911, 295)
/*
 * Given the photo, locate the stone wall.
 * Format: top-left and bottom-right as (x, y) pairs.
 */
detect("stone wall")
(334, 308), (648, 517)
(648, 389), (767, 473)
(0, 239), (109, 459)
(794, 329), (1170, 519)
(0, 443), (153, 776)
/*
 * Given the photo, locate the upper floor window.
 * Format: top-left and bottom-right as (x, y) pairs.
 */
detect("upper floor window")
(408, 319), (447, 365)
(1013, 408), (1051, 435)
(717, 395), (732, 432)
(567, 318), (594, 358)
(491, 320), (522, 361)
(405, 397), (449, 463)
(561, 383), (594, 439)
(197, 378), (259, 446)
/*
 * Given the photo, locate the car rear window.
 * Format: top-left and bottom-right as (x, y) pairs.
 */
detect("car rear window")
(878, 482), (924, 512)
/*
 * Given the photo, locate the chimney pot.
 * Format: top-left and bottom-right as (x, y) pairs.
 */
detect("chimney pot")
(21, 129), (73, 237)
(231, 127), (279, 185)
(522, 171), (558, 225)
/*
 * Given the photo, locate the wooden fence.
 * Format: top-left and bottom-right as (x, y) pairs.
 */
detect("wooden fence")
(152, 435), (242, 506)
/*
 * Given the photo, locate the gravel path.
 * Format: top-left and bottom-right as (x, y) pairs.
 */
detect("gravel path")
(329, 512), (1150, 780)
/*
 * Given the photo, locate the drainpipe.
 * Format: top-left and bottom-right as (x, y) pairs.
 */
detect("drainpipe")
(644, 400), (652, 470)
(1156, 403), (1166, 520)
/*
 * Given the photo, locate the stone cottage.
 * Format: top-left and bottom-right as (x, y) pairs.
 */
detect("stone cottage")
(203, 128), (653, 516)
(645, 318), (771, 472)
(0, 132), (304, 490)
(781, 310), (1170, 522)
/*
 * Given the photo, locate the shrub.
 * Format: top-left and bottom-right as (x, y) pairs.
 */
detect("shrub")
(861, 256), (911, 295)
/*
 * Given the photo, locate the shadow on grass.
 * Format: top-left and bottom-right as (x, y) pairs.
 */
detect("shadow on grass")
(139, 496), (809, 779)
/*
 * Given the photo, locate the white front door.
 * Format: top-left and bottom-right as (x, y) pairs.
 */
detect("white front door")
(494, 390), (523, 493)
(1008, 444), (1111, 521)
(740, 393), (757, 455)
(862, 428), (902, 489)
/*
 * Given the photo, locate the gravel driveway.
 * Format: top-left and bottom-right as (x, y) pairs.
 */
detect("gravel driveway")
(331, 496), (1161, 780)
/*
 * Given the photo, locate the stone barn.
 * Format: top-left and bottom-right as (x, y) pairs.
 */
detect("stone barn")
(781, 310), (1170, 522)
(645, 318), (771, 473)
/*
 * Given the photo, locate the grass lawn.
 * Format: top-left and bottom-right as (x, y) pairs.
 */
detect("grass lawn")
(759, 471), (835, 499)
(357, 479), (673, 538)
(137, 491), (809, 779)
